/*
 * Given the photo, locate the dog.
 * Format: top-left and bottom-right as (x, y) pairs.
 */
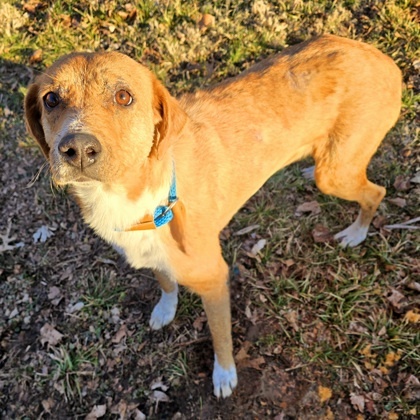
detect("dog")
(24, 35), (401, 398)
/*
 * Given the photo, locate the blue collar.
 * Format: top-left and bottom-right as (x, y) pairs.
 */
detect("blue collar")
(121, 164), (178, 232)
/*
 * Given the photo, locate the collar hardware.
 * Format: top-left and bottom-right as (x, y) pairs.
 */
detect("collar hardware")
(119, 164), (178, 232)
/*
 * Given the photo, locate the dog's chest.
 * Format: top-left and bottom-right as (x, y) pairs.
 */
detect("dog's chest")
(74, 183), (171, 271)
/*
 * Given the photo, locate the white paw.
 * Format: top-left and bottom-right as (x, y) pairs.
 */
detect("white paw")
(334, 222), (369, 247)
(212, 356), (237, 398)
(302, 165), (315, 180)
(149, 285), (178, 330)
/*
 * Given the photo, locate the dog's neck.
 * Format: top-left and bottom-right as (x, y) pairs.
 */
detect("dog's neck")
(70, 156), (173, 239)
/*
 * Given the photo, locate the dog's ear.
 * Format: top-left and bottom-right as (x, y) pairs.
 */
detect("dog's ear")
(151, 78), (187, 159)
(24, 82), (50, 158)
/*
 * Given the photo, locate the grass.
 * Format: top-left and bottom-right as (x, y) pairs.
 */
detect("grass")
(0, 0), (419, 418)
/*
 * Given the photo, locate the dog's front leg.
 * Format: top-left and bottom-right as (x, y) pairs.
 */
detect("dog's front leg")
(200, 265), (237, 398)
(149, 270), (178, 330)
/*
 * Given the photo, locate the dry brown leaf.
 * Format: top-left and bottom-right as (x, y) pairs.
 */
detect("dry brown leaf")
(393, 175), (411, 191)
(59, 14), (72, 27)
(373, 215), (387, 229)
(404, 310), (420, 323)
(407, 281), (420, 292)
(350, 393), (365, 412)
(48, 286), (62, 306)
(112, 324), (127, 344)
(384, 351), (401, 367)
(284, 310), (300, 332)
(388, 197), (407, 208)
(40, 323), (64, 347)
(312, 224), (332, 243)
(318, 385), (332, 403)
(239, 356), (265, 370)
(198, 13), (215, 30)
(387, 289), (405, 310)
(41, 398), (54, 413)
(295, 200), (321, 216)
(192, 315), (207, 331)
(47, 286), (60, 300)
(23, 0), (42, 13)
(29, 49), (43, 64)
(85, 404), (107, 420)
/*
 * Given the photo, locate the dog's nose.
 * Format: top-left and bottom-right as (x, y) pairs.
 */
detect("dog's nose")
(58, 133), (102, 169)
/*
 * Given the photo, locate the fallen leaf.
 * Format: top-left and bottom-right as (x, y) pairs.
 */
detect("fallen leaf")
(192, 315), (207, 331)
(312, 224), (332, 243)
(384, 351), (401, 367)
(239, 356), (265, 370)
(404, 310), (420, 323)
(347, 321), (369, 335)
(48, 286), (61, 300)
(410, 172), (420, 184)
(40, 323), (64, 347)
(48, 286), (62, 306)
(23, 0), (43, 13)
(388, 197), (407, 208)
(393, 175), (411, 191)
(250, 239), (266, 256)
(407, 281), (420, 292)
(29, 49), (43, 64)
(33, 225), (54, 243)
(284, 310), (300, 332)
(359, 344), (375, 358)
(66, 301), (85, 313)
(295, 200), (321, 216)
(234, 224), (260, 236)
(85, 404), (107, 419)
(388, 412), (399, 420)
(235, 347), (250, 362)
(318, 385), (332, 403)
(350, 393), (365, 412)
(41, 398), (55, 413)
(132, 409), (146, 420)
(112, 324), (127, 344)
(373, 215), (387, 229)
(150, 390), (170, 403)
(386, 289), (405, 310)
(198, 13), (215, 30)
(151, 378), (169, 392)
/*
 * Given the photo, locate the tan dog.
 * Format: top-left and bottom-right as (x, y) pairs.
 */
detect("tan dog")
(24, 35), (401, 397)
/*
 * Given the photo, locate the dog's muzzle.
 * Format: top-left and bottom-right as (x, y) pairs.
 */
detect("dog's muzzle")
(58, 133), (102, 170)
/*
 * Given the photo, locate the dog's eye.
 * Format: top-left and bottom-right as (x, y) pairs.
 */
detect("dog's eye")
(115, 90), (133, 106)
(44, 92), (60, 109)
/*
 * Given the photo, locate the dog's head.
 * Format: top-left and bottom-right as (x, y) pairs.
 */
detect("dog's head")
(24, 51), (187, 187)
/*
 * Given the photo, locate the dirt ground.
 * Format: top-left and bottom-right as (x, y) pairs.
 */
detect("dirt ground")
(1, 1), (419, 419)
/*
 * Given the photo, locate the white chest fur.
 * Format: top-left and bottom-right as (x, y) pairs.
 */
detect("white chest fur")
(73, 182), (171, 271)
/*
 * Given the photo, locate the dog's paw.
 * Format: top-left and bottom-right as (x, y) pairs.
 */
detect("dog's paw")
(213, 356), (238, 398)
(301, 165), (315, 180)
(335, 222), (369, 247)
(149, 285), (178, 330)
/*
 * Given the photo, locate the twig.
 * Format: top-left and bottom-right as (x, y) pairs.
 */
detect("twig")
(384, 216), (420, 230)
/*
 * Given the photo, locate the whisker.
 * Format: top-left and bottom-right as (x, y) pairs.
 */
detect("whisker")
(26, 161), (49, 188)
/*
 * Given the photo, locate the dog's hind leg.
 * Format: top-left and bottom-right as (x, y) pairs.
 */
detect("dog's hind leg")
(314, 129), (387, 247)
(149, 270), (178, 330)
